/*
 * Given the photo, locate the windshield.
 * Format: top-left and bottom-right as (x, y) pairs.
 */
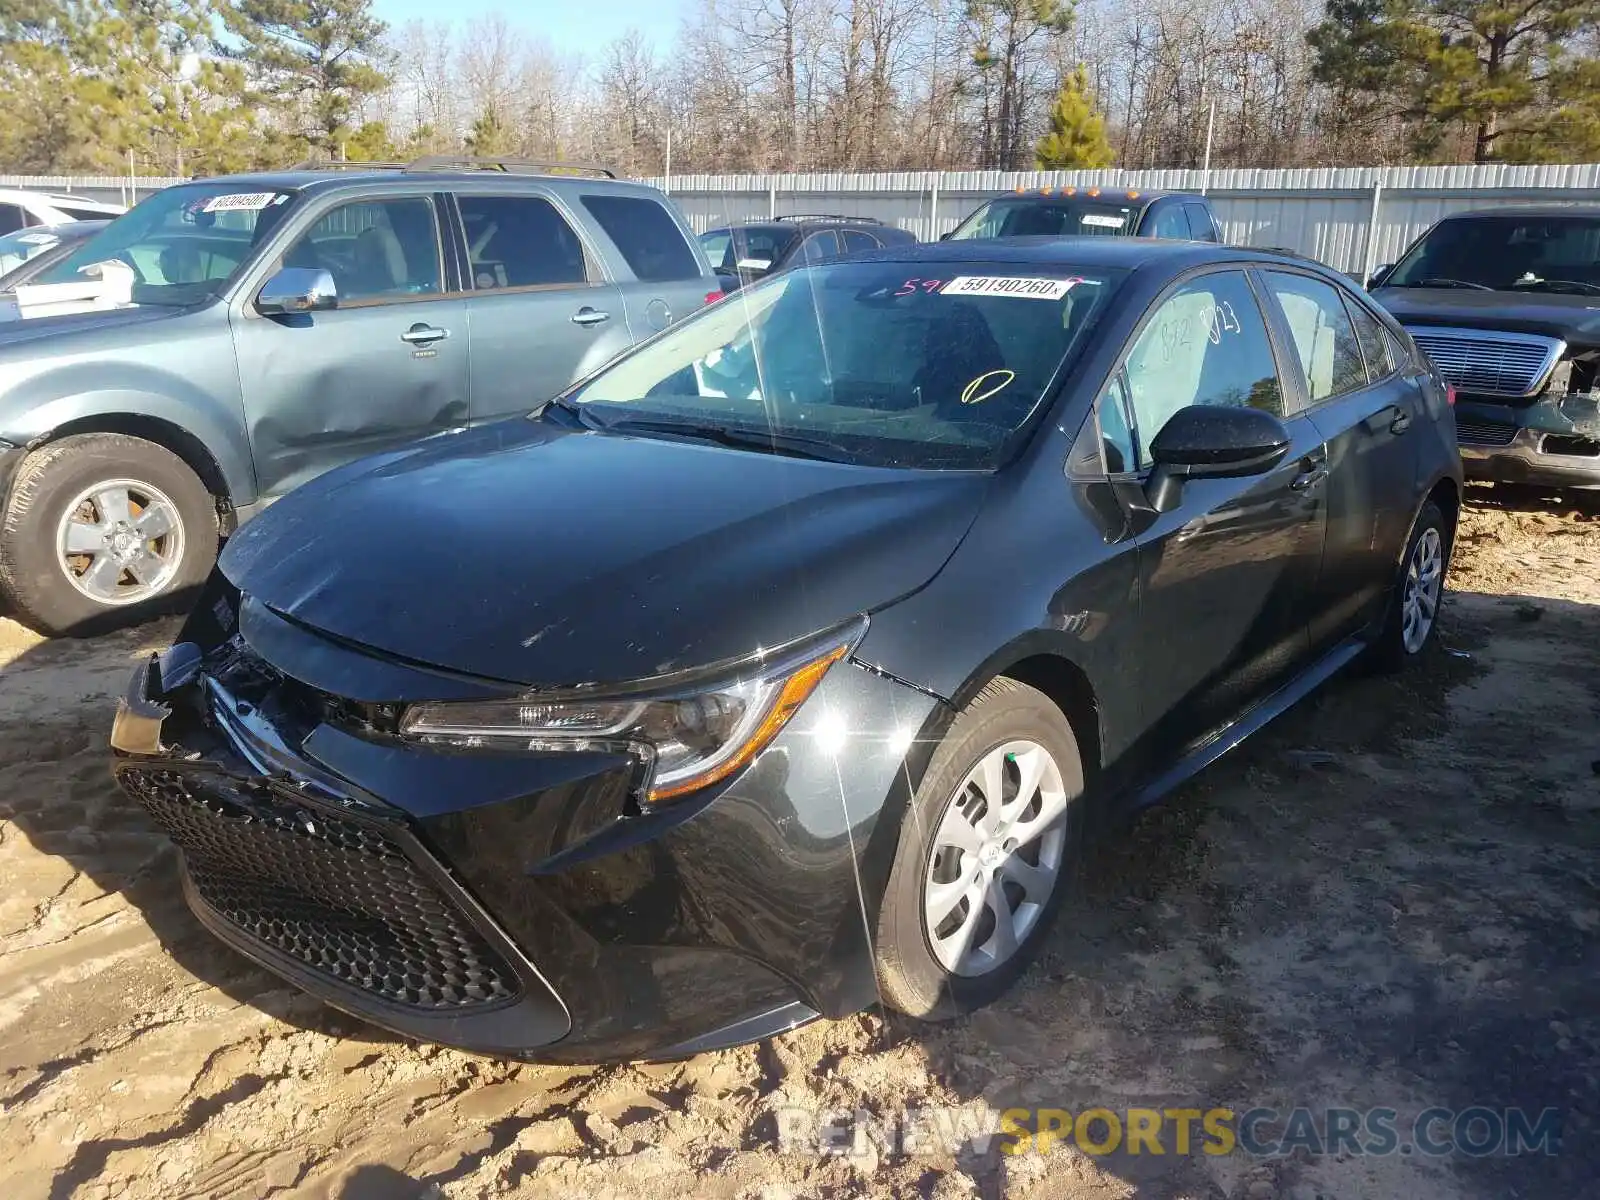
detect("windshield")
(0, 227), (72, 276)
(562, 259), (1125, 470)
(33, 182), (300, 306)
(950, 198), (1140, 241)
(1386, 214), (1600, 294)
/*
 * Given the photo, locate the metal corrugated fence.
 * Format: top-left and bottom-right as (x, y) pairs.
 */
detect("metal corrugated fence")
(7, 164), (1600, 277)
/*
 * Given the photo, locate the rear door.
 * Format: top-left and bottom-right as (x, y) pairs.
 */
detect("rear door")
(1113, 268), (1329, 752)
(1259, 269), (1421, 652)
(578, 191), (715, 338)
(231, 191), (469, 498)
(449, 190), (633, 423)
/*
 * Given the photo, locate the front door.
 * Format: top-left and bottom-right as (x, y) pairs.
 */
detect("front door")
(231, 193), (469, 498)
(1112, 269), (1328, 755)
(450, 192), (634, 423)
(1259, 269), (1422, 652)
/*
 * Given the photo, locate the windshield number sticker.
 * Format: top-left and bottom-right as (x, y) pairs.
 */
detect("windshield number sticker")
(17, 233), (58, 246)
(201, 192), (282, 214)
(1081, 213), (1127, 229)
(895, 277), (948, 297)
(942, 276), (1083, 300)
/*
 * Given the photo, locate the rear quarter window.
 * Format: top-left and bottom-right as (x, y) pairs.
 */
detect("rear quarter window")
(580, 194), (702, 282)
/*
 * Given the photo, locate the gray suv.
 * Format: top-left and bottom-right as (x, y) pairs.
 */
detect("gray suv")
(0, 158), (718, 635)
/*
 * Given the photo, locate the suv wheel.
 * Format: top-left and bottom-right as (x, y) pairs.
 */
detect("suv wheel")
(1369, 498), (1451, 673)
(0, 433), (219, 636)
(874, 678), (1084, 1020)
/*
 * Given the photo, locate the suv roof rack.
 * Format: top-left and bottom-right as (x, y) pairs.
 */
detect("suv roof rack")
(287, 160), (408, 171)
(403, 155), (618, 179)
(774, 213), (881, 225)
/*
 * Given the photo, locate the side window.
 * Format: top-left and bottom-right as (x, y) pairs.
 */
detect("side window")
(1264, 271), (1368, 403)
(1345, 297), (1394, 381)
(281, 197), (442, 303)
(842, 228), (881, 253)
(0, 205), (25, 236)
(457, 194), (590, 290)
(800, 230), (841, 264)
(1184, 204), (1217, 242)
(1122, 270), (1284, 465)
(1148, 204), (1191, 240)
(579, 194), (700, 282)
(1097, 372), (1137, 473)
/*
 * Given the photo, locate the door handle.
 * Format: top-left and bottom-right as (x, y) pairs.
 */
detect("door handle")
(400, 324), (449, 345)
(572, 308), (611, 327)
(1290, 451), (1328, 492)
(1390, 407), (1413, 435)
(1362, 404), (1412, 436)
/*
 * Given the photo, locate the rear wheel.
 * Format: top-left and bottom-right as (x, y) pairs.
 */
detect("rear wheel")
(1369, 498), (1450, 673)
(0, 433), (219, 636)
(875, 678), (1084, 1020)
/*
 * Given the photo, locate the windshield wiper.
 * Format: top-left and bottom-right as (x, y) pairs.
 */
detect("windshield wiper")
(1408, 277), (1494, 291)
(595, 415), (852, 462)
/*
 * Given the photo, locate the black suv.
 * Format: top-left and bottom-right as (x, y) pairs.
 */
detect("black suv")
(699, 215), (917, 291)
(1370, 206), (1600, 490)
(946, 187), (1221, 243)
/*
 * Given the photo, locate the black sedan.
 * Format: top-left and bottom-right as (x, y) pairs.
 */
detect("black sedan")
(111, 239), (1462, 1063)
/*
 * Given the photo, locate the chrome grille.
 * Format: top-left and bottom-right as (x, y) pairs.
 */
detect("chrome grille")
(1454, 416), (1518, 446)
(1406, 326), (1564, 398)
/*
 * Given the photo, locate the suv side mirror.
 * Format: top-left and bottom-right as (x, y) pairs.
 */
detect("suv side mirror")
(1145, 405), (1291, 513)
(257, 267), (337, 315)
(1366, 264), (1394, 290)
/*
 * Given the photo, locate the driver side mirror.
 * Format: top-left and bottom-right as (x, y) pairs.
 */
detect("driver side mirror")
(1366, 263), (1394, 290)
(1145, 405), (1291, 514)
(256, 266), (337, 315)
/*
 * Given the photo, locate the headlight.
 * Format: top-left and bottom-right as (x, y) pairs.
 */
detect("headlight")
(399, 619), (864, 803)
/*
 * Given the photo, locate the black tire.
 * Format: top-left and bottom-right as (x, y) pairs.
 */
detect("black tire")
(1368, 498), (1451, 674)
(875, 677), (1084, 1021)
(0, 433), (219, 637)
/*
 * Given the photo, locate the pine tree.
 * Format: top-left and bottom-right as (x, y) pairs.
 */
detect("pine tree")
(1034, 67), (1115, 168)
(221, 0), (388, 158)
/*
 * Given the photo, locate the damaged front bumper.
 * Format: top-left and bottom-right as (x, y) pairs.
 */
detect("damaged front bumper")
(110, 583), (939, 1062)
(1455, 394), (1600, 489)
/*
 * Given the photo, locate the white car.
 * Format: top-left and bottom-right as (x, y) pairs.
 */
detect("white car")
(0, 188), (124, 235)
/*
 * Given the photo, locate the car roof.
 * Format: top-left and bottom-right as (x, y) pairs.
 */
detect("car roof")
(848, 236), (1304, 272)
(987, 188), (1203, 204)
(1435, 205), (1600, 221)
(29, 219), (110, 236)
(170, 167), (659, 195)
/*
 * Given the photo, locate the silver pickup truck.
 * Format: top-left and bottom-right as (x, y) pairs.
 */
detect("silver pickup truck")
(0, 158), (720, 635)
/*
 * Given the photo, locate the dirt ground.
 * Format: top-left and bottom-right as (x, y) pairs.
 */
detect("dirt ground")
(1, 486), (1596, 1200)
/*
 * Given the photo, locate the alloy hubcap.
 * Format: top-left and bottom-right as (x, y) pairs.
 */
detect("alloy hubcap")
(1401, 526), (1444, 654)
(56, 479), (185, 606)
(923, 740), (1069, 978)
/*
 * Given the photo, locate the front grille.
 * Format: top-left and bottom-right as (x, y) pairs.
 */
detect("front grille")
(1455, 415), (1519, 446)
(1407, 327), (1563, 398)
(119, 766), (520, 1011)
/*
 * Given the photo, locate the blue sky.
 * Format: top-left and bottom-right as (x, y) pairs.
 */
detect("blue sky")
(372, 0), (689, 56)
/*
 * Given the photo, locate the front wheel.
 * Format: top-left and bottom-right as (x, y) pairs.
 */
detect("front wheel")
(874, 678), (1084, 1021)
(0, 433), (219, 636)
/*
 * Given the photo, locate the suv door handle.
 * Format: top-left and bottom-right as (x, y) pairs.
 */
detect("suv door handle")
(1390, 406), (1413, 435)
(1363, 404), (1412, 436)
(572, 308), (611, 327)
(401, 324), (449, 345)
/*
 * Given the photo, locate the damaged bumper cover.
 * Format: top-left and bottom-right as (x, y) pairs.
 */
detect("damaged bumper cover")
(111, 581), (938, 1062)
(1455, 393), (1600, 489)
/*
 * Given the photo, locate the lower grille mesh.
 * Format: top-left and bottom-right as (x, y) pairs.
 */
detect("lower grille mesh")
(1455, 416), (1518, 446)
(120, 766), (519, 1010)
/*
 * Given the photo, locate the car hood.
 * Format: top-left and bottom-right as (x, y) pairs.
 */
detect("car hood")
(0, 302), (183, 347)
(220, 419), (991, 690)
(1374, 288), (1600, 349)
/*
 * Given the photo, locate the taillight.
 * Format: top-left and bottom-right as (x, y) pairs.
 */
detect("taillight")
(1445, 384), (1456, 406)
(704, 289), (725, 305)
